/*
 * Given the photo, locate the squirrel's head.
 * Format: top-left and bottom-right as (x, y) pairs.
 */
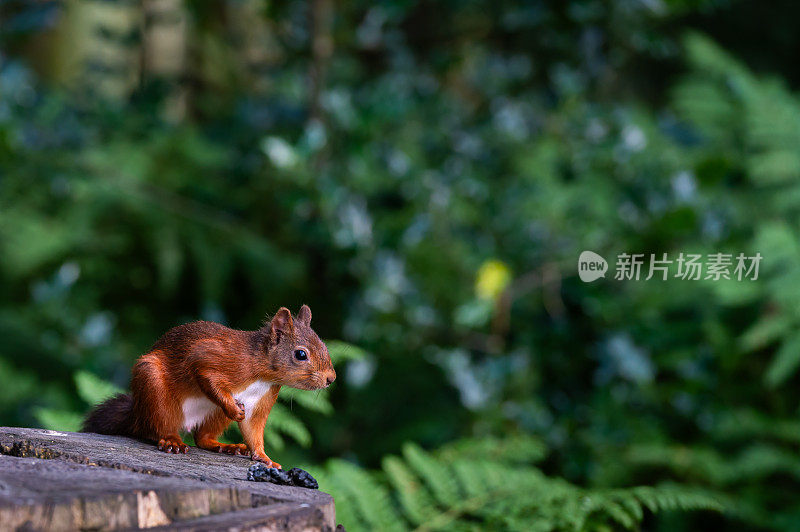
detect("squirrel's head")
(265, 305), (335, 390)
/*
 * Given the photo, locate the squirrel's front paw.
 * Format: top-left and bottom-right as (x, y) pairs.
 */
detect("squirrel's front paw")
(227, 400), (246, 421)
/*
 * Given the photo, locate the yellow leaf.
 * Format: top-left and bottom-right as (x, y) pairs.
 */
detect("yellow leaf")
(475, 260), (511, 300)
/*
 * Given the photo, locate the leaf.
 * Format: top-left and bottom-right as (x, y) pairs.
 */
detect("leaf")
(740, 315), (793, 352)
(454, 298), (493, 328)
(383, 455), (437, 526)
(327, 459), (404, 532)
(765, 332), (800, 387)
(34, 407), (83, 432)
(0, 210), (80, 278)
(264, 429), (284, 451)
(266, 402), (312, 447)
(280, 388), (334, 415)
(74, 371), (124, 406)
(326, 340), (369, 363)
(475, 259), (511, 301)
(439, 435), (548, 465)
(402, 443), (461, 508)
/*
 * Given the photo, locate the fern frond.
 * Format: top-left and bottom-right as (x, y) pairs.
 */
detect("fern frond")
(280, 388), (334, 415)
(628, 443), (800, 485)
(326, 459), (405, 532)
(263, 428), (284, 450)
(322, 438), (725, 532)
(716, 409), (800, 445)
(314, 466), (366, 530)
(402, 443), (461, 507)
(624, 485), (725, 513)
(438, 434), (547, 464)
(265, 402), (312, 447)
(765, 331), (800, 387)
(326, 340), (369, 363)
(383, 455), (439, 526)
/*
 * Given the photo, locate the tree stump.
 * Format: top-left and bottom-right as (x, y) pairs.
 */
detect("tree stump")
(0, 427), (336, 531)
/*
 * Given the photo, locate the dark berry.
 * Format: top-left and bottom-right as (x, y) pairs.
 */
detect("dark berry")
(247, 463), (292, 485)
(268, 467), (292, 485)
(247, 464), (318, 488)
(288, 467), (319, 489)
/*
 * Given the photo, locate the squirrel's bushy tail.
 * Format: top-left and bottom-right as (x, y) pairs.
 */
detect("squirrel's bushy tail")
(81, 393), (133, 435)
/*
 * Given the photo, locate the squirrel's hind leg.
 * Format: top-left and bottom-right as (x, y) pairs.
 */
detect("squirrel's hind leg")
(131, 353), (188, 454)
(194, 409), (248, 455)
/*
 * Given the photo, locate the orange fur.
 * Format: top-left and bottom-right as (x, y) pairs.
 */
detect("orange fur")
(239, 384), (282, 467)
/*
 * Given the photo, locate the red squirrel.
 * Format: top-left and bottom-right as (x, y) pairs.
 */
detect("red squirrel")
(82, 305), (334, 468)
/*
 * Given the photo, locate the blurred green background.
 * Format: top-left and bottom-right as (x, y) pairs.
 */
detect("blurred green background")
(3, 0), (800, 529)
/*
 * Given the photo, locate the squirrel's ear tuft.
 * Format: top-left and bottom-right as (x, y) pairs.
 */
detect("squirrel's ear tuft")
(270, 307), (294, 338)
(298, 304), (312, 326)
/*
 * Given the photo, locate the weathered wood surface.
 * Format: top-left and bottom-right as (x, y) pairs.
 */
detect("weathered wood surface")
(0, 427), (337, 531)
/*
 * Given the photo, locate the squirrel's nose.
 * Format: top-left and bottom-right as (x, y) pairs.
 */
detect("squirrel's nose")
(325, 370), (336, 387)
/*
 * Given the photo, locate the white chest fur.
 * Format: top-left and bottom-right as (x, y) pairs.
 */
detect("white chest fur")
(181, 380), (273, 432)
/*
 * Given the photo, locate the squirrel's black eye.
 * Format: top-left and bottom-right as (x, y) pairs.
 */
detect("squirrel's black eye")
(294, 349), (308, 361)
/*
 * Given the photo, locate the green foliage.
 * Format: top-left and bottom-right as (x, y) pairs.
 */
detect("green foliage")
(32, 408), (83, 433)
(74, 370), (124, 405)
(263, 402), (312, 449)
(35, 371), (123, 432)
(326, 340), (371, 364)
(318, 439), (725, 532)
